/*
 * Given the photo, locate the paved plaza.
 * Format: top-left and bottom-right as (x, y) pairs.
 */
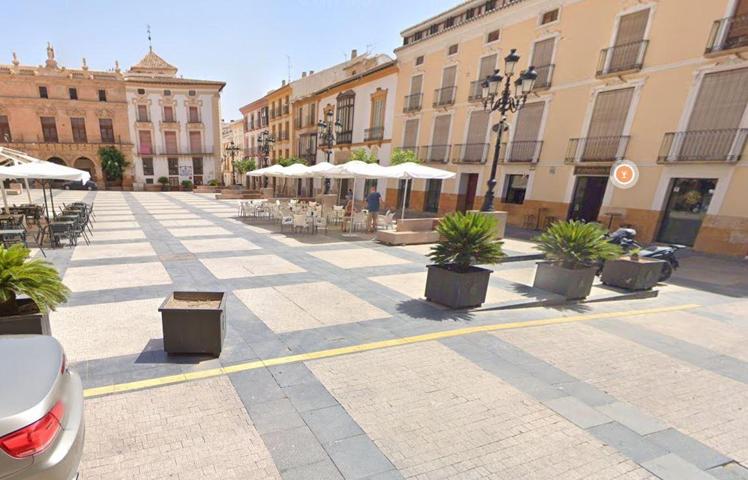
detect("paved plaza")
(31, 190), (748, 479)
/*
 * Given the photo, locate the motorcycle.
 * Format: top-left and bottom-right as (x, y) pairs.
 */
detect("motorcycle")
(599, 227), (683, 281)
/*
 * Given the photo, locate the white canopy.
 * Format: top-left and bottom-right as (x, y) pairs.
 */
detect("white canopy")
(277, 163), (314, 178)
(326, 160), (400, 179)
(386, 162), (456, 180)
(0, 160), (91, 183)
(307, 161), (336, 175)
(247, 164), (287, 177)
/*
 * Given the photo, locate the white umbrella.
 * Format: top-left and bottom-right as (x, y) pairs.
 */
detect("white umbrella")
(277, 163), (313, 178)
(307, 162), (335, 175)
(384, 162), (456, 220)
(247, 164), (286, 177)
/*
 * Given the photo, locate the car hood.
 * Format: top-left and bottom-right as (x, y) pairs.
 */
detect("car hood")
(0, 335), (63, 436)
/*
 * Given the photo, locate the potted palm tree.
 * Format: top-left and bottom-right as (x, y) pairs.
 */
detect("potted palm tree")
(534, 220), (622, 300)
(0, 245), (70, 335)
(425, 212), (504, 308)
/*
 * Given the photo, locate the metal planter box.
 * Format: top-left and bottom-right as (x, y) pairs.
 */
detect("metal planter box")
(533, 262), (596, 300)
(158, 291), (226, 357)
(425, 265), (492, 309)
(601, 257), (665, 290)
(0, 299), (51, 336)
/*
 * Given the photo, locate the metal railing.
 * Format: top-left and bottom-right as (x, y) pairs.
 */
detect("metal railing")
(565, 136), (630, 162)
(533, 64), (555, 90)
(403, 93), (423, 112)
(452, 143), (489, 163)
(294, 118), (303, 129)
(706, 13), (748, 54)
(658, 129), (747, 162)
(364, 126), (384, 141)
(503, 140), (543, 163)
(468, 81), (484, 102)
(282, 104), (289, 115)
(596, 40), (648, 76)
(433, 86), (457, 107)
(337, 130), (353, 144)
(421, 144), (451, 163)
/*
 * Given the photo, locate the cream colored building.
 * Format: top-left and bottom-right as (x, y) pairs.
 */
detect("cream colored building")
(221, 118), (244, 184)
(391, 0), (748, 256)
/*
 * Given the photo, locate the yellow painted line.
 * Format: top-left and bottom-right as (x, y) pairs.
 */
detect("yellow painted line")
(84, 303), (699, 399)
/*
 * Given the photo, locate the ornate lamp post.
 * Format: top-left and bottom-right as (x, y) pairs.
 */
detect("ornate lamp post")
(480, 49), (538, 212)
(258, 129), (275, 188)
(225, 141), (240, 185)
(317, 110), (342, 193)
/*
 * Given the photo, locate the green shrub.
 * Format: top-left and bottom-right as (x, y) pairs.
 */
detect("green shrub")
(429, 212), (504, 272)
(535, 220), (623, 269)
(0, 245), (70, 314)
(350, 148), (378, 164)
(98, 146), (129, 181)
(181, 180), (193, 189)
(233, 158), (256, 175)
(208, 179), (219, 187)
(390, 148), (421, 165)
(157, 176), (169, 185)
(278, 156), (304, 167)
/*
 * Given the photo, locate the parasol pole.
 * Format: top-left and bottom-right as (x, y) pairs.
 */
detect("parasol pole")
(0, 181), (9, 214)
(401, 178), (410, 221)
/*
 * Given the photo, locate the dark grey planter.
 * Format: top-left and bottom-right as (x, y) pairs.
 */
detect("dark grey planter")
(425, 265), (492, 309)
(533, 262), (596, 300)
(0, 299), (51, 335)
(159, 291), (226, 357)
(601, 257), (665, 290)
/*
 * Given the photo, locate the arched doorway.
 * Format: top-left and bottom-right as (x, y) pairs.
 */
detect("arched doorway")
(47, 157), (66, 166)
(74, 157), (97, 181)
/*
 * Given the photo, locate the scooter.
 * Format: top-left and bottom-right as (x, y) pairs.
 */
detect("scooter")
(601, 228), (683, 281)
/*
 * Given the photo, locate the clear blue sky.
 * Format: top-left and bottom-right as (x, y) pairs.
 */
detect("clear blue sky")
(3, 0), (457, 119)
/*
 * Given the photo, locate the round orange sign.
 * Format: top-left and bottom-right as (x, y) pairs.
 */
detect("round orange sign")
(610, 160), (639, 189)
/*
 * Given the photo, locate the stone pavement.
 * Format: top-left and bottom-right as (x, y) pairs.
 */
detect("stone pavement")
(27, 189), (748, 479)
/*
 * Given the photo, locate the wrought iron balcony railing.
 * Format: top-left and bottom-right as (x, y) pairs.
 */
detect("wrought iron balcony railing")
(364, 126), (384, 142)
(533, 64), (555, 90)
(502, 140), (543, 163)
(433, 86), (457, 108)
(658, 129), (747, 163)
(596, 40), (648, 76)
(565, 136), (630, 163)
(337, 130), (353, 145)
(468, 81), (484, 102)
(421, 144), (451, 163)
(403, 93), (423, 113)
(706, 13), (748, 54)
(452, 143), (489, 163)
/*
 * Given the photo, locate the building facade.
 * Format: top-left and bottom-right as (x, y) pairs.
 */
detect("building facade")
(267, 83), (292, 162)
(125, 49), (225, 189)
(391, 0), (748, 255)
(220, 118), (244, 185)
(0, 45), (132, 184)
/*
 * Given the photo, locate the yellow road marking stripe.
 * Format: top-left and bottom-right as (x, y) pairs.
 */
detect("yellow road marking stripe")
(84, 303), (699, 399)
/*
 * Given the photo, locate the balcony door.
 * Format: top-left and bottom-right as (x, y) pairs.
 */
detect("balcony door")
(429, 115), (451, 162)
(509, 102), (544, 162)
(462, 110), (489, 162)
(530, 38), (555, 88)
(437, 66), (457, 105)
(583, 87), (634, 161)
(402, 118), (419, 149)
(472, 54), (497, 98)
(726, 0), (748, 49)
(608, 9), (649, 72)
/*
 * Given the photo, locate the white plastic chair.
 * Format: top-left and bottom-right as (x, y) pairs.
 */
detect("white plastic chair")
(293, 214), (309, 233)
(314, 215), (328, 234)
(378, 211), (396, 230)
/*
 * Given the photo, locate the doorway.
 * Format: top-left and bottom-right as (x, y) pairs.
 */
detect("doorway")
(397, 179), (412, 209)
(456, 173), (479, 212)
(568, 176), (608, 222)
(657, 178), (717, 246)
(424, 179), (442, 213)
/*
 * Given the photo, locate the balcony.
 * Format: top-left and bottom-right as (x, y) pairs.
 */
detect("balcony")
(300, 152), (316, 164)
(282, 104), (289, 115)
(305, 116), (317, 127)
(468, 81), (484, 102)
(565, 136), (630, 163)
(421, 144), (451, 163)
(452, 143), (489, 163)
(403, 93), (423, 113)
(658, 129), (747, 163)
(294, 118), (303, 129)
(364, 126), (384, 142)
(337, 130), (353, 145)
(433, 86), (457, 108)
(596, 40), (648, 77)
(533, 64), (555, 90)
(706, 14), (748, 54)
(280, 131), (289, 141)
(502, 140), (543, 163)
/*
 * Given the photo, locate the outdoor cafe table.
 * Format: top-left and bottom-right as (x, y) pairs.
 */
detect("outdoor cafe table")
(0, 229), (27, 247)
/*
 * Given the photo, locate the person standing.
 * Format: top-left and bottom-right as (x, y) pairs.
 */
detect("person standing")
(365, 186), (382, 233)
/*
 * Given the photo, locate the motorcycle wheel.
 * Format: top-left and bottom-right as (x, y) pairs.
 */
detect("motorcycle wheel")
(659, 262), (673, 282)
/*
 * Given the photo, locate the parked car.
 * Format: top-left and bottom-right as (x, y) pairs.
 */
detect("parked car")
(0, 335), (84, 479)
(61, 181), (97, 191)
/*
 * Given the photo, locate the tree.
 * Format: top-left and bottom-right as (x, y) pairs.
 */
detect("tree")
(233, 158), (256, 175)
(98, 146), (129, 182)
(390, 148), (421, 165)
(278, 156), (304, 167)
(350, 148), (378, 164)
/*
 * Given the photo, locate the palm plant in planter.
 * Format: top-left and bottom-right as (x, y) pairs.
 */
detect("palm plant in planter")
(425, 212), (504, 309)
(0, 245), (70, 335)
(533, 220), (622, 299)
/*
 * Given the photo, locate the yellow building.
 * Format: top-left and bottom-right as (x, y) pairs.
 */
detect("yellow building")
(391, 0), (748, 256)
(266, 82), (292, 162)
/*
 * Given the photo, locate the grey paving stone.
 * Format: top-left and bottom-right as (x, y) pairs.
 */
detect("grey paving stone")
(324, 434), (397, 480)
(284, 381), (340, 412)
(281, 460), (344, 480)
(247, 397), (307, 435)
(596, 401), (669, 435)
(302, 405), (365, 444)
(588, 422), (668, 464)
(543, 396), (611, 429)
(228, 368), (285, 406)
(647, 428), (733, 470)
(708, 463), (748, 480)
(262, 426), (331, 473)
(642, 453), (718, 480)
(554, 380), (617, 407)
(362, 471), (405, 480)
(269, 363), (318, 387)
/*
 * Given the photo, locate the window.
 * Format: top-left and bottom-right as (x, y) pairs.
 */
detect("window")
(429, 114), (452, 162)
(414, 31), (422, 41)
(581, 87), (635, 161)
(68, 88), (78, 100)
(530, 38), (556, 89)
(98, 89), (107, 102)
(509, 102), (545, 162)
(402, 118), (419, 148)
(503, 174), (528, 204)
(540, 8), (559, 25)
(137, 105), (149, 122)
(138, 130), (153, 154)
(163, 106), (175, 122)
(163, 90), (171, 96)
(99, 119), (115, 143)
(485, 0), (496, 11)
(462, 110), (490, 162)
(0, 115), (11, 142)
(189, 106), (200, 123)
(167, 158), (179, 185)
(192, 157), (204, 185)
(137, 88), (145, 95)
(145, 178), (154, 184)
(189, 131), (202, 153)
(429, 25), (438, 35)
(424, 179), (442, 212)
(142, 157), (154, 176)
(71, 117), (87, 143)
(40, 116), (58, 142)
(448, 44), (459, 55)
(164, 131), (178, 154)
(39, 86), (48, 99)
(336, 91), (355, 143)
(188, 90), (196, 96)
(606, 9), (649, 74)
(370, 93), (386, 129)
(487, 29), (500, 43)
(466, 8), (475, 19)
(445, 17), (454, 28)
(415, 56), (424, 66)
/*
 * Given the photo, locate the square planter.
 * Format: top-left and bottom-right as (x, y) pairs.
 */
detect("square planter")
(425, 265), (492, 309)
(601, 257), (665, 290)
(0, 298), (51, 335)
(158, 291), (226, 356)
(533, 262), (596, 300)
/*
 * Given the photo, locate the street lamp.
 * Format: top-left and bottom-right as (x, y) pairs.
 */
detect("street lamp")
(318, 109), (342, 193)
(258, 129), (275, 188)
(480, 49), (537, 212)
(225, 141), (240, 185)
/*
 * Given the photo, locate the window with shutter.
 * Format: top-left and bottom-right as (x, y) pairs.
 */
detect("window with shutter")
(71, 118), (87, 143)
(583, 87), (634, 160)
(164, 131), (178, 154)
(472, 55), (497, 100)
(462, 110), (489, 162)
(163, 106), (174, 122)
(436, 66), (457, 106)
(99, 119), (115, 143)
(40, 117), (58, 142)
(530, 38), (555, 89)
(403, 119), (419, 149)
(509, 102), (545, 161)
(189, 131), (202, 153)
(430, 115), (452, 162)
(410, 75), (423, 95)
(0, 116), (11, 142)
(608, 9), (649, 73)
(137, 105), (149, 122)
(138, 130), (152, 154)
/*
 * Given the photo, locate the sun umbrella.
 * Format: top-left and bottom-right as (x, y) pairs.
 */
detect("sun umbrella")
(247, 164), (286, 177)
(383, 162), (456, 220)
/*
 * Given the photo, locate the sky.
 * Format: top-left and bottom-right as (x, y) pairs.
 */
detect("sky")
(3, 0), (457, 120)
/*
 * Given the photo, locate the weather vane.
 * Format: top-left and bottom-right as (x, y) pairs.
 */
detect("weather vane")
(147, 24), (153, 51)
